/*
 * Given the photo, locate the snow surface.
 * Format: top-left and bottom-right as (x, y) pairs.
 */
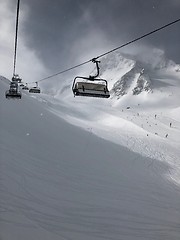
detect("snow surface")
(1, 59), (180, 240)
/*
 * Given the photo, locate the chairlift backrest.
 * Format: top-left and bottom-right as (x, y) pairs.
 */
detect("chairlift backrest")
(75, 82), (107, 91)
(72, 77), (110, 98)
(29, 87), (41, 93)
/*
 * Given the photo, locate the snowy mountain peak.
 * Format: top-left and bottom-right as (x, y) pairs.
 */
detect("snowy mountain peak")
(96, 50), (180, 101)
(110, 62), (152, 99)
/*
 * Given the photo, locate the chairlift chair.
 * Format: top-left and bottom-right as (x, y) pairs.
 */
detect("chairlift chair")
(29, 82), (41, 93)
(72, 59), (110, 98)
(10, 81), (18, 87)
(22, 83), (29, 90)
(5, 81), (22, 99)
(12, 74), (22, 83)
(72, 77), (110, 98)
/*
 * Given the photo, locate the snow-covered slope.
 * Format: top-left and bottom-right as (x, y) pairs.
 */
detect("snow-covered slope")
(1, 68), (180, 240)
(44, 52), (180, 181)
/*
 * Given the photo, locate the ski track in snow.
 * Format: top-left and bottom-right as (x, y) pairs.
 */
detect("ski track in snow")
(1, 78), (180, 240)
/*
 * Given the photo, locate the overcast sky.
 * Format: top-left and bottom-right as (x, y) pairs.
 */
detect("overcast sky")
(0, 0), (180, 83)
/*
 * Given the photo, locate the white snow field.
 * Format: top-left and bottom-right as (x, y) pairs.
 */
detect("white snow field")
(0, 69), (180, 240)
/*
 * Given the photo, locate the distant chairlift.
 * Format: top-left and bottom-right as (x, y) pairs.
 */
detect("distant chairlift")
(29, 82), (41, 93)
(22, 83), (29, 90)
(19, 83), (25, 87)
(5, 81), (22, 99)
(72, 59), (110, 98)
(12, 74), (22, 83)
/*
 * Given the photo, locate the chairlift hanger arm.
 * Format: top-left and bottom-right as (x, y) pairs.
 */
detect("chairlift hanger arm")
(13, 0), (20, 77)
(89, 58), (101, 79)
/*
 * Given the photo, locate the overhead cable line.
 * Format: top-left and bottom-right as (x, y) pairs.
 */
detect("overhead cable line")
(35, 17), (180, 83)
(38, 59), (92, 82)
(94, 18), (180, 60)
(13, 0), (20, 76)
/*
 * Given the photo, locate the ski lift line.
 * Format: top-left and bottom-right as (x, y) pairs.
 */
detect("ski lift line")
(37, 60), (92, 83)
(13, 0), (20, 76)
(33, 17), (180, 84)
(95, 18), (180, 60)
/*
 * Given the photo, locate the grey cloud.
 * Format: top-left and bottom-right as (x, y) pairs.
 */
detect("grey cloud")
(18, 0), (180, 75)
